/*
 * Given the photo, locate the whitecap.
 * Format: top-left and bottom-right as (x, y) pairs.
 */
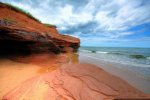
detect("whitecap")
(96, 51), (108, 54)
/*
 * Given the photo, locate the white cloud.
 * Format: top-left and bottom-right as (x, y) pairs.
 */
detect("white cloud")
(94, 0), (150, 32)
(1, 0), (150, 46)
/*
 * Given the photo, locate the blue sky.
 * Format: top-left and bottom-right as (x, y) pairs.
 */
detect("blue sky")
(1, 0), (150, 47)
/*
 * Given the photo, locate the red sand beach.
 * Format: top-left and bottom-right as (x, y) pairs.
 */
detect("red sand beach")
(0, 53), (150, 100)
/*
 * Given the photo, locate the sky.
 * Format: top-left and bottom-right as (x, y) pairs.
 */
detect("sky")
(1, 0), (150, 47)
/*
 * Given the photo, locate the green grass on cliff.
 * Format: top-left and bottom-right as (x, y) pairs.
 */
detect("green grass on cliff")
(0, 2), (41, 23)
(43, 23), (57, 28)
(0, 2), (57, 28)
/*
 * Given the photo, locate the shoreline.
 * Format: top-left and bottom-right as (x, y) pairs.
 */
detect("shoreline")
(79, 53), (150, 93)
(0, 53), (150, 99)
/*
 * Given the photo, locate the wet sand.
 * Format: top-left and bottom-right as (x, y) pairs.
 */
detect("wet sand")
(79, 53), (150, 93)
(0, 53), (150, 99)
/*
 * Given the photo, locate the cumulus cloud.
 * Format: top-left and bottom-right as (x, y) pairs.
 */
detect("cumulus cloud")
(1, 0), (150, 47)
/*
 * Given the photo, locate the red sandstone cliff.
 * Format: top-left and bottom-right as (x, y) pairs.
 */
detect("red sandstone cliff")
(0, 2), (80, 54)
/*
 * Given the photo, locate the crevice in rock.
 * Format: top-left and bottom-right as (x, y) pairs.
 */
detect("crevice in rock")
(0, 40), (32, 58)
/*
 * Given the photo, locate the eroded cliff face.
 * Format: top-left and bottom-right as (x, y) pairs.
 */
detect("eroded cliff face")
(0, 2), (80, 55)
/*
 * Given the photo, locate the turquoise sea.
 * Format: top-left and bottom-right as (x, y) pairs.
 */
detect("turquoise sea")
(79, 47), (150, 65)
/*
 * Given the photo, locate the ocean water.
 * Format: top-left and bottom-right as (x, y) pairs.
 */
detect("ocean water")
(79, 47), (150, 65)
(79, 47), (150, 74)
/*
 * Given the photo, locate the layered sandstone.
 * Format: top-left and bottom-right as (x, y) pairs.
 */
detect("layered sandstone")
(0, 2), (80, 54)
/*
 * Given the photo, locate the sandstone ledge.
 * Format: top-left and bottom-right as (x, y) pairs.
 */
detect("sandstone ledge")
(0, 2), (80, 54)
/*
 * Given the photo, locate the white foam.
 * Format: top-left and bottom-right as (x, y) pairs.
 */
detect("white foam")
(96, 51), (108, 54)
(147, 57), (150, 60)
